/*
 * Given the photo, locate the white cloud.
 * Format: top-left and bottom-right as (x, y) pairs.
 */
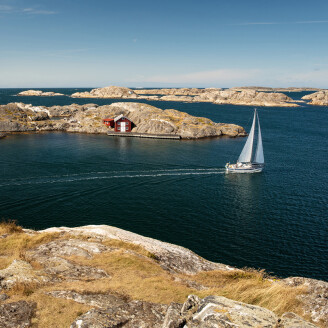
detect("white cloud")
(23, 8), (57, 15)
(0, 5), (56, 15)
(232, 20), (328, 26)
(130, 68), (262, 86)
(280, 70), (328, 87)
(0, 5), (13, 12)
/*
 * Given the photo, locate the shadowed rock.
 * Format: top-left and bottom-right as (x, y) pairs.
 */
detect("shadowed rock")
(70, 300), (168, 328)
(0, 301), (36, 328)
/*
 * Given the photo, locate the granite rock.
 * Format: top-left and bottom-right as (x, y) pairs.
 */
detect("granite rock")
(194, 89), (298, 107)
(283, 277), (328, 325)
(302, 90), (328, 106)
(40, 225), (235, 275)
(0, 300), (36, 328)
(47, 290), (126, 308)
(0, 260), (48, 289)
(71, 86), (137, 98)
(70, 300), (168, 328)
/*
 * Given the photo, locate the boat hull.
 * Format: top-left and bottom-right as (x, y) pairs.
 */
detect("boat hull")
(225, 163), (264, 173)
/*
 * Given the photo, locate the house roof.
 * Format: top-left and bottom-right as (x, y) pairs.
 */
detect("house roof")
(114, 114), (132, 122)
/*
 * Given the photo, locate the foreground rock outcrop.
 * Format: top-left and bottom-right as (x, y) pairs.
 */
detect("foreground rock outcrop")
(0, 102), (246, 138)
(0, 222), (326, 327)
(302, 90), (328, 106)
(17, 90), (64, 96)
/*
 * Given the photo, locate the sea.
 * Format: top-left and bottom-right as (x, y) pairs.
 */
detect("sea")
(0, 88), (327, 281)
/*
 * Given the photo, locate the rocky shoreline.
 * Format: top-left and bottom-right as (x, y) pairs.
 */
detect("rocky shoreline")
(0, 102), (246, 139)
(0, 223), (327, 327)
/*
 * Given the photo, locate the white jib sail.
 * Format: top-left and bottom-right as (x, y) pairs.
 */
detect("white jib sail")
(238, 110), (256, 163)
(254, 112), (264, 164)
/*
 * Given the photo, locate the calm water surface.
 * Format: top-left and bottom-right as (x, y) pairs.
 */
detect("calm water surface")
(0, 88), (327, 280)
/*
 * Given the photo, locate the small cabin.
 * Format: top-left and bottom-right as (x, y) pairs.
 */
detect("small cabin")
(103, 118), (115, 127)
(114, 114), (133, 132)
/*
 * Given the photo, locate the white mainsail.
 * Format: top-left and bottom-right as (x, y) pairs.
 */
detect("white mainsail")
(238, 110), (256, 163)
(254, 112), (264, 164)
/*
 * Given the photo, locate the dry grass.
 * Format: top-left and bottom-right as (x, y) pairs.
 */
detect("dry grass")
(102, 239), (150, 256)
(68, 250), (194, 304)
(4, 291), (91, 328)
(0, 219), (23, 234)
(0, 225), (317, 326)
(193, 269), (306, 316)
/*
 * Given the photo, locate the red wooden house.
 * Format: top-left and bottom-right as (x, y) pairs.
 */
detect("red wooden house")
(103, 114), (133, 132)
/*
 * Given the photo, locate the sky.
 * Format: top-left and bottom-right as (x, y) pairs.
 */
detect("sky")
(0, 0), (328, 88)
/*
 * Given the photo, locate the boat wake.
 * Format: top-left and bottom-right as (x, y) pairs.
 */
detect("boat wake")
(0, 168), (225, 187)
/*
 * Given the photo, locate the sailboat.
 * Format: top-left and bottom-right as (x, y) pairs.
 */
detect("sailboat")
(225, 109), (264, 173)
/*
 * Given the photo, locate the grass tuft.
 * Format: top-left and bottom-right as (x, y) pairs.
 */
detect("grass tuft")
(0, 219), (23, 234)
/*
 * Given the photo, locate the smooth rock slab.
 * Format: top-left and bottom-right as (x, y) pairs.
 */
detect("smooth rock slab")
(41, 225), (235, 275)
(47, 290), (126, 308)
(0, 260), (48, 289)
(70, 300), (168, 328)
(0, 301), (36, 328)
(182, 295), (279, 328)
(27, 239), (111, 259)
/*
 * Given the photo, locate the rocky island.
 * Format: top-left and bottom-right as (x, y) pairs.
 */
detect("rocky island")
(0, 102), (245, 139)
(302, 90), (328, 106)
(193, 89), (298, 107)
(230, 86), (322, 92)
(134, 88), (222, 95)
(17, 90), (65, 97)
(70, 86), (299, 107)
(0, 221), (326, 328)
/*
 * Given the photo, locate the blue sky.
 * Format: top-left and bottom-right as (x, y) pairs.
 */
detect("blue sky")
(0, 0), (327, 87)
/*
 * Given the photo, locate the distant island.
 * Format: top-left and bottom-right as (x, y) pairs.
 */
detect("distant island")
(70, 86), (300, 107)
(301, 90), (328, 106)
(16, 85), (320, 107)
(17, 90), (64, 97)
(230, 86), (323, 92)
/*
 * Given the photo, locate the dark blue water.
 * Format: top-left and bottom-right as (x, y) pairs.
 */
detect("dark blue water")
(0, 88), (327, 281)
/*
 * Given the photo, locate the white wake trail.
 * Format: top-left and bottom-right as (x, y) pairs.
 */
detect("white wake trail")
(0, 169), (225, 187)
